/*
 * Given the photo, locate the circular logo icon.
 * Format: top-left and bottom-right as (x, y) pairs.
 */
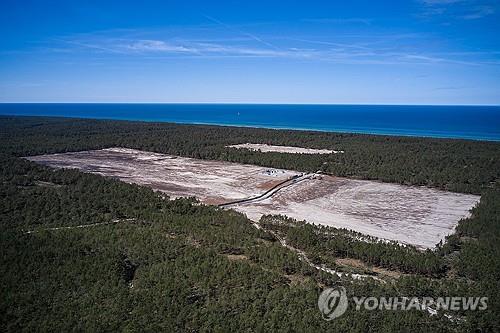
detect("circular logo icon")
(318, 286), (348, 321)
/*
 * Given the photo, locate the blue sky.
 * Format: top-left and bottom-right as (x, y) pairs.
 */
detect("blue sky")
(1, 0), (499, 104)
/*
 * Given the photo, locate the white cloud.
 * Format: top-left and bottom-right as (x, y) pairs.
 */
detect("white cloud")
(125, 40), (194, 52)
(56, 36), (495, 66)
(41, 21), (498, 68)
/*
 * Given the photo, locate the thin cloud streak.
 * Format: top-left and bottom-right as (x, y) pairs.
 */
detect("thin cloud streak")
(418, 0), (497, 20)
(23, 15), (500, 68)
(432, 85), (470, 90)
(52, 35), (498, 67)
(420, 0), (466, 4)
(302, 18), (372, 25)
(203, 15), (280, 50)
(460, 5), (495, 19)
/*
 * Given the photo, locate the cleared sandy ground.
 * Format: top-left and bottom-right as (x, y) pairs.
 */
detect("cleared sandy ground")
(231, 175), (479, 249)
(27, 148), (300, 205)
(227, 143), (344, 154)
(27, 148), (479, 248)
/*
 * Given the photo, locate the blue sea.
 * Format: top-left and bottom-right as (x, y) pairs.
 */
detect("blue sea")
(0, 103), (499, 141)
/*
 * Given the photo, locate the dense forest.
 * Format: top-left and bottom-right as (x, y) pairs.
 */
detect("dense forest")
(1, 116), (499, 331)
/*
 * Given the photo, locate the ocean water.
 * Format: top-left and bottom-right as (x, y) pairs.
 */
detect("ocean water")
(0, 103), (499, 141)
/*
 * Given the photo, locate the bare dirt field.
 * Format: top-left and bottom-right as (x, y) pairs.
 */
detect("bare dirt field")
(27, 148), (300, 205)
(227, 143), (344, 154)
(231, 174), (479, 248)
(27, 148), (479, 248)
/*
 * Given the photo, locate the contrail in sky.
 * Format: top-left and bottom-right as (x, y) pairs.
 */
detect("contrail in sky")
(203, 14), (280, 50)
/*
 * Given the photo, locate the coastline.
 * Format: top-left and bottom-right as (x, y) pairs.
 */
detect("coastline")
(0, 103), (499, 142)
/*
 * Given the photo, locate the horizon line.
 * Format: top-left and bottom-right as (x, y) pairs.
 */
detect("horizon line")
(1, 102), (499, 107)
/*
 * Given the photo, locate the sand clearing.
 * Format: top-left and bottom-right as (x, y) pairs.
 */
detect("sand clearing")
(27, 148), (300, 205)
(27, 148), (479, 248)
(227, 143), (344, 154)
(231, 175), (479, 249)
